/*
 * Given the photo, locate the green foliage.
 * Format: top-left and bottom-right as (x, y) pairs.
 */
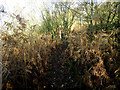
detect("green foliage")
(93, 2), (120, 30)
(40, 1), (75, 40)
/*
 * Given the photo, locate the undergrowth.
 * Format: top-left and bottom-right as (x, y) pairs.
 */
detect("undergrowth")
(1, 14), (120, 90)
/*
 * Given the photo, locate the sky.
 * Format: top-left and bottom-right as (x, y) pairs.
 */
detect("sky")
(0, 0), (49, 24)
(0, 0), (108, 25)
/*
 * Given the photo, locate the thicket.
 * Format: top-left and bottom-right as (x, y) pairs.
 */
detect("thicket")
(1, 1), (120, 90)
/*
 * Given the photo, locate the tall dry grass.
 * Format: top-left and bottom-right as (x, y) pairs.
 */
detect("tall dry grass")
(1, 14), (120, 89)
